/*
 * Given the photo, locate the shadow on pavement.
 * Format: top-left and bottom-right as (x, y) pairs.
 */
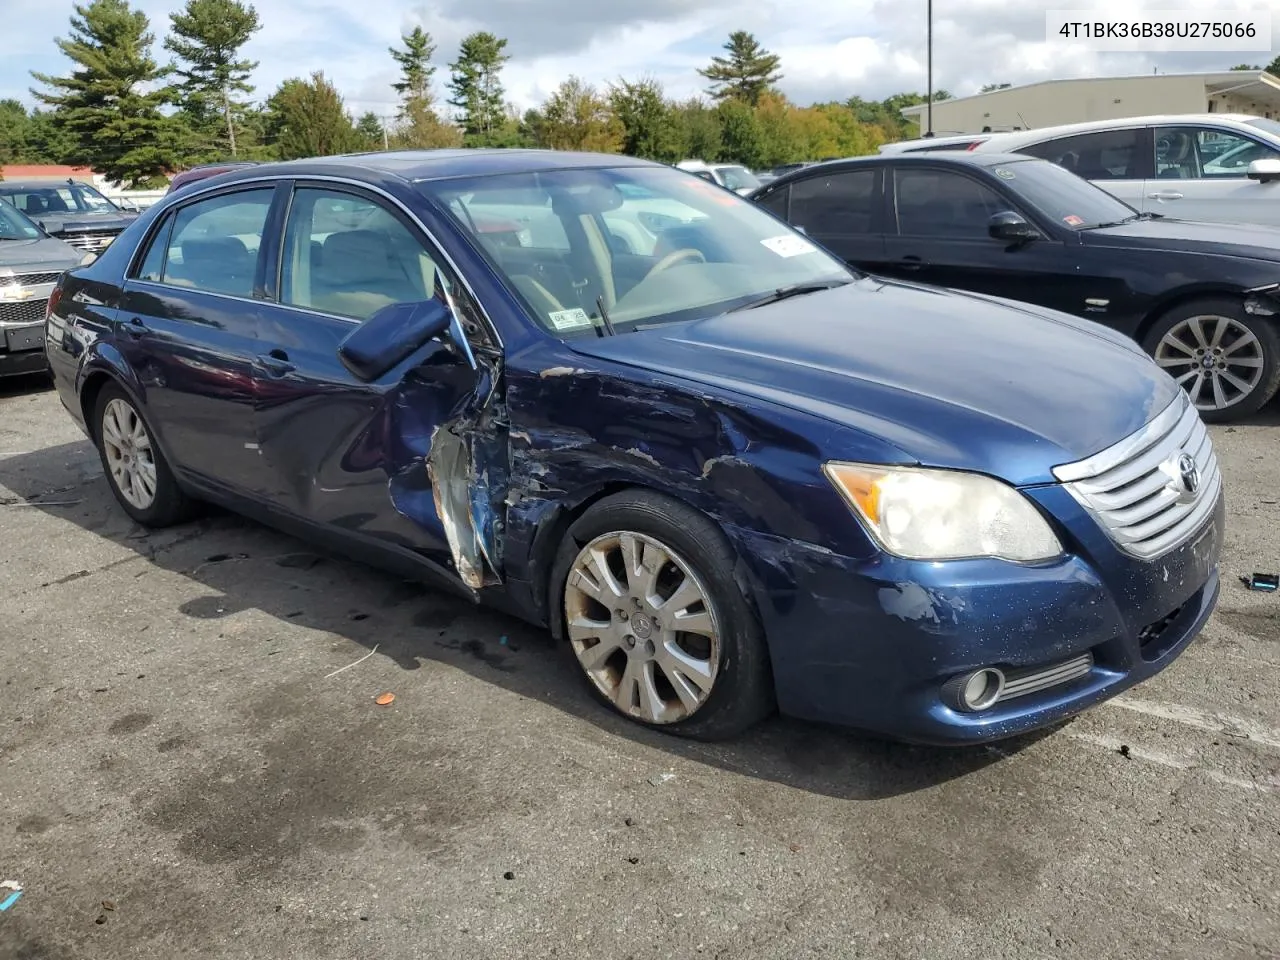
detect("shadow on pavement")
(0, 439), (1065, 803)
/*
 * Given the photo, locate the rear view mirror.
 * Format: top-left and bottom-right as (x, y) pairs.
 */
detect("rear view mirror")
(1247, 158), (1280, 182)
(338, 298), (453, 382)
(988, 210), (1039, 242)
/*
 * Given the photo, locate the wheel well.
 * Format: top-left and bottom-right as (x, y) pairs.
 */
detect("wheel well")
(1135, 288), (1249, 347)
(78, 371), (115, 441)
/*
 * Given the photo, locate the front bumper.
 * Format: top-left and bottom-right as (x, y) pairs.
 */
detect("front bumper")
(732, 490), (1225, 746)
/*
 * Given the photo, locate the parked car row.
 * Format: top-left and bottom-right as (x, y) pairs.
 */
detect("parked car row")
(40, 147), (1224, 747)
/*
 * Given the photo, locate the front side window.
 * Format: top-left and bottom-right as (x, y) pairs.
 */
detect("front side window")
(280, 187), (449, 322)
(136, 188), (274, 297)
(422, 166), (853, 337)
(1018, 129), (1143, 181)
(894, 168), (1009, 239)
(1155, 126), (1280, 179)
(790, 169), (877, 235)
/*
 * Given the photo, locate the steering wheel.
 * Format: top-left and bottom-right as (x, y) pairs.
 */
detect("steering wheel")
(644, 247), (706, 282)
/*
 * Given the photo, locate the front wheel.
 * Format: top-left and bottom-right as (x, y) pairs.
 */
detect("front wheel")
(93, 383), (194, 527)
(1142, 298), (1280, 422)
(551, 490), (774, 741)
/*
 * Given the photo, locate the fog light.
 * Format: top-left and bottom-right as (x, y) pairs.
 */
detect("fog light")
(942, 667), (1006, 712)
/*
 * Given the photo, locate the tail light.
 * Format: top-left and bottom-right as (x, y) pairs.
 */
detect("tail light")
(45, 284), (63, 322)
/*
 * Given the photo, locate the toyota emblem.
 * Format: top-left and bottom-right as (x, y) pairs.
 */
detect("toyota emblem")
(1176, 453), (1200, 501)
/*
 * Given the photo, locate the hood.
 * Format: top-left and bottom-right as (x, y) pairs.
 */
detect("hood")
(1082, 216), (1280, 261)
(0, 235), (83, 272)
(567, 277), (1179, 486)
(30, 210), (138, 236)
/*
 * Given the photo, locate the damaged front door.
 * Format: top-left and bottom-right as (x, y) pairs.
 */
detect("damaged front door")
(251, 182), (507, 588)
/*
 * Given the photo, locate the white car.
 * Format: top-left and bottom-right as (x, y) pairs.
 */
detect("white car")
(675, 160), (763, 196)
(967, 114), (1280, 226)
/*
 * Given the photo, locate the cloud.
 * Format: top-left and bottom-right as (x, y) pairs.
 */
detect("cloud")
(5, 0), (1275, 118)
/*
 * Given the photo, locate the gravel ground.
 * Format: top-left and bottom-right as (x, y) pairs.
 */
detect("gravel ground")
(1, 374), (1278, 960)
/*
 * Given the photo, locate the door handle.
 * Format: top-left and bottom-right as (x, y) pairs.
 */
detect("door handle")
(256, 349), (295, 377)
(1147, 191), (1184, 200)
(898, 255), (925, 270)
(124, 316), (148, 339)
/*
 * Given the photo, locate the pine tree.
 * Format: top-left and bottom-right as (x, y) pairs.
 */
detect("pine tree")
(447, 32), (511, 144)
(355, 111), (386, 149)
(165, 0), (261, 158)
(265, 72), (362, 160)
(390, 27), (437, 112)
(30, 0), (178, 186)
(698, 31), (782, 107)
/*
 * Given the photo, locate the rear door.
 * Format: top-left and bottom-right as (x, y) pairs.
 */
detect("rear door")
(250, 181), (501, 584)
(1015, 127), (1151, 212)
(116, 184), (284, 493)
(1146, 124), (1280, 225)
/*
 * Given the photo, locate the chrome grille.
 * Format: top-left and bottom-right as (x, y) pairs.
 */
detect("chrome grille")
(1053, 394), (1221, 560)
(0, 298), (48, 326)
(61, 231), (118, 252)
(0, 272), (62, 287)
(996, 652), (1093, 704)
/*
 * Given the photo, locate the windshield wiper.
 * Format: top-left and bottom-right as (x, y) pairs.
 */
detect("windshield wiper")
(594, 295), (617, 337)
(1086, 211), (1165, 229)
(727, 279), (851, 313)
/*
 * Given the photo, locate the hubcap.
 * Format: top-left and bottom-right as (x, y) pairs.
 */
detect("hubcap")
(101, 398), (157, 510)
(1154, 314), (1265, 412)
(564, 531), (720, 724)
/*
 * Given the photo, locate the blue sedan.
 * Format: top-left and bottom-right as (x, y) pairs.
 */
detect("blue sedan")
(43, 149), (1224, 744)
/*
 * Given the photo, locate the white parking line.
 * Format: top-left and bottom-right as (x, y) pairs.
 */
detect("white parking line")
(1066, 731), (1278, 793)
(1105, 696), (1280, 751)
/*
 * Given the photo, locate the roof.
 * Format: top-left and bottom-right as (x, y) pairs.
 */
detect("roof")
(900, 69), (1280, 116)
(756, 152), (1041, 188)
(219, 148), (656, 184)
(971, 113), (1280, 147)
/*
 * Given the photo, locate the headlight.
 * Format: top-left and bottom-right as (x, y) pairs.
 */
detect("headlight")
(823, 461), (1063, 562)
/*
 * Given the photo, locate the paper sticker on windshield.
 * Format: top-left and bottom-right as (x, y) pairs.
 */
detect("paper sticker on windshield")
(1063, 214), (1084, 226)
(995, 168), (1016, 180)
(761, 234), (818, 258)
(547, 307), (593, 331)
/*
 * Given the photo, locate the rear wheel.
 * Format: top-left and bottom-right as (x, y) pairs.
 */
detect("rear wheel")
(93, 383), (194, 527)
(1142, 297), (1280, 422)
(551, 490), (774, 740)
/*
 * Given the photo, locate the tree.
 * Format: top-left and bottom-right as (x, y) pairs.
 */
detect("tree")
(355, 111), (386, 149)
(698, 31), (782, 107)
(1231, 63), (1261, 70)
(390, 26), (436, 109)
(390, 99), (464, 149)
(448, 31), (511, 144)
(716, 99), (766, 167)
(165, 0), (261, 158)
(538, 77), (622, 152)
(980, 82), (1011, 92)
(265, 72), (362, 159)
(608, 77), (680, 161)
(1266, 55), (1280, 76)
(669, 98), (720, 161)
(30, 0), (178, 186)
(0, 100), (31, 164)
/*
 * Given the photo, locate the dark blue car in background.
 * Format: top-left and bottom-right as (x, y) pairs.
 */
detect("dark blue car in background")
(42, 149), (1224, 744)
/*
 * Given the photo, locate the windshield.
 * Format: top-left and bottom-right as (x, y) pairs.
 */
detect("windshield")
(0, 182), (120, 217)
(0, 199), (42, 240)
(1245, 117), (1280, 140)
(995, 157), (1138, 228)
(423, 165), (854, 337)
(716, 165), (761, 191)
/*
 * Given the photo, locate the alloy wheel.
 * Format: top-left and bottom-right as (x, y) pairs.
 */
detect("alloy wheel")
(1154, 314), (1265, 413)
(564, 531), (721, 724)
(100, 397), (158, 510)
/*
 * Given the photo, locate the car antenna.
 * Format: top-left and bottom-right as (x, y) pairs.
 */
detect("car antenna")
(595, 295), (617, 337)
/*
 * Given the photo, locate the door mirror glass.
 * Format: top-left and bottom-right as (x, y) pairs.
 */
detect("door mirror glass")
(988, 210), (1038, 241)
(338, 298), (453, 382)
(1247, 158), (1280, 182)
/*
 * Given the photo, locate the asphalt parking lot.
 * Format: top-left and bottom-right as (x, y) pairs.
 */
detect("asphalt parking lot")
(1, 375), (1278, 960)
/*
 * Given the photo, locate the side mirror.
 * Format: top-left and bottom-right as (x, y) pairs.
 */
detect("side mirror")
(338, 298), (453, 382)
(1247, 158), (1280, 182)
(988, 210), (1039, 242)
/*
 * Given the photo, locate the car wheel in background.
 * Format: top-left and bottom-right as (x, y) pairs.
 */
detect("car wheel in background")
(1143, 297), (1280, 423)
(93, 383), (194, 527)
(552, 490), (775, 741)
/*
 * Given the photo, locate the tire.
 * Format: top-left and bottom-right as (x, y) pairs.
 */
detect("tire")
(92, 383), (194, 527)
(550, 489), (775, 741)
(1141, 297), (1280, 423)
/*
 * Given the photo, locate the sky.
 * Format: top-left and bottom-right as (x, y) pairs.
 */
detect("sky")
(2, 0), (1277, 120)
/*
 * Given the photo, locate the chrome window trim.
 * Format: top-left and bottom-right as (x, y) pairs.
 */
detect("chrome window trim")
(147, 172), (504, 351)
